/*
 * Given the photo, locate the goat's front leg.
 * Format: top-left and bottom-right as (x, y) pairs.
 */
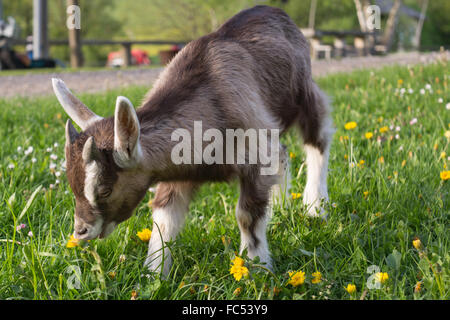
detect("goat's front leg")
(145, 182), (195, 276)
(236, 175), (274, 270)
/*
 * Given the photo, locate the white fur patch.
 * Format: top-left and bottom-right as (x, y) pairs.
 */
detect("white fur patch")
(235, 205), (272, 269)
(84, 161), (100, 207)
(145, 187), (191, 276)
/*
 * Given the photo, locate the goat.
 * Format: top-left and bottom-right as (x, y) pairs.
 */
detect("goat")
(52, 5), (333, 276)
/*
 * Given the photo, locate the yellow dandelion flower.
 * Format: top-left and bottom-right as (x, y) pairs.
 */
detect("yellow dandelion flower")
(311, 271), (322, 284)
(290, 152), (296, 159)
(412, 238), (422, 250)
(44, 123), (49, 129)
(231, 256), (245, 267)
(433, 143), (438, 151)
(56, 113), (62, 119)
(365, 132), (373, 139)
(291, 192), (302, 200)
(440, 152), (447, 159)
(288, 270), (305, 287)
(414, 282), (422, 293)
(363, 191), (369, 198)
(344, 154), (348, 160)
(379, 156), (385, 164)
(345, 283), (356, 294)
(344, 122), (357, 130)
(66, 235), (79, 248)
(136, 228), (152, 242)
(108, 271), (116, 279)
(379, 126), (389, 133)
(397, 79), (403, 86)
(445, 131), (450, 139)
(401, 159), (406, 167)
(440, 171), (450, 181)
(230, 265), (249, 281)
(375, 272), (389, 284)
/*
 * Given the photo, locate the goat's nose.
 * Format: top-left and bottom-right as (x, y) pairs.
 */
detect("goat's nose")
(77, 227), (88, 236)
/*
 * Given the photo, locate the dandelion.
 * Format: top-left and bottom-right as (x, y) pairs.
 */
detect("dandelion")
(289, 152), (296, 159)
(379, 156), (385, 164)
(291, 192), (302, 200)
(375, 272), (389, 284)
(311, 271), (322, 284)
(412, 238), (422, 250)
(230, 256), (249, 281)
(363, 191), (369, 198)
(345, 284), (356, 294)
(414, 282), (422, 293)
(445, 131), (450, 139)
(440, 152), (446, 159)
(108, 271), (116, 279)
(66, 235), (79, 248)
(379, 126), (389, 133)
(397, 79), (403, 86)
(440, 171), (450, 181)
(288, 270), (305, 287)
(365, 132), (373, 139)
(44, 123), (49, 129)
(233, 287), (242, 296)
(409, 118), (417, 125)
(401, 160), (406, 167)
(344, 121), (357, 130)
(136, 228), (152, 242)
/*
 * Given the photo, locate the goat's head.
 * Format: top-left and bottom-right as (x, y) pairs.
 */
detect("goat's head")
(52, 78), (149, 240)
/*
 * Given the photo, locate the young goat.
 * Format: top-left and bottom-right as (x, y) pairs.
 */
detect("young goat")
(53, 6), (333, 276)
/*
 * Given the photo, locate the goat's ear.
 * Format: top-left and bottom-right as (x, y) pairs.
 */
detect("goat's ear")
(52, 78), (103, 131)
(113, 96), (141, 168)
(65, 119), (79, 147)
(82, 136), (100, 164)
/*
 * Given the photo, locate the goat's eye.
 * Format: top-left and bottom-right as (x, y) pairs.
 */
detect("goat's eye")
(97, 187), (112, 198)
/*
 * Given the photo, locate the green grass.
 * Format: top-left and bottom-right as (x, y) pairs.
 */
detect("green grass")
(0, 61), (449, 300)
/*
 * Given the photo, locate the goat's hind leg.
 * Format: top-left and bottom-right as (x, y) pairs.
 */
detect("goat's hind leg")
(299, 83), (334, 218)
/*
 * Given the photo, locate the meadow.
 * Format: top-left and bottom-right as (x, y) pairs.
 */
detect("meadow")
(0, 60), (448, 300)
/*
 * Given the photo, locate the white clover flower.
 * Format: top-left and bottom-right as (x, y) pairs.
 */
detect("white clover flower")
(438, 98), (443, 103)
(446, 103), (450, 110)
(55, 171), (61, 177)
(395, 134), (400, 140)
(49, 184), (55, 189)
(395, 126), (401, 131)
(420, 89), (425, 95)
(28, 231), (33, 237)
(425, 84), (431, 90)
(24, 146), (34, 156)
(349, 162), (356, 168)
(49, 163), (57, 170)
(400, 88), (406, 95)
(408, 88), (414, 94)
(50, 154), (58, 160)
(55, 179), (60, 185)
(54, 142), (59, 148)
(46, 147), (52, 152)
(17, 146), (22, 153)
(31, 157), (37, 163)
(8, 163), (15, 169)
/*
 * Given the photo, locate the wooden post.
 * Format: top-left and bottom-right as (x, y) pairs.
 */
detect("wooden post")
(67, 0), (83, 68)
(121, 43), (132, 67)
(33, 0), (49, 59)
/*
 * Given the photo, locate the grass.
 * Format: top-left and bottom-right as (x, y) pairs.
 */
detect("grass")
(0, 60), (449, 300)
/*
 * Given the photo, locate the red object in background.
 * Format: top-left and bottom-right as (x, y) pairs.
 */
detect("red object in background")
(107, 49), (150, 67)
